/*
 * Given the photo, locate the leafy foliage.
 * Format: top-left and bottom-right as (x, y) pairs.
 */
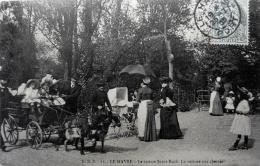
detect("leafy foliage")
(0, 1), (38, 87)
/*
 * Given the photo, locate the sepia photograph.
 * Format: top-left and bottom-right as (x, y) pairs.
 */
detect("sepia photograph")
(0, 0), (259, 165)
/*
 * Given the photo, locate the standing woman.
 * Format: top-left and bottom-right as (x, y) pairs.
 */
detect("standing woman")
(159, 77), (183, 139)
(209, 77), (224, 116)
(137, 77), (157, 142)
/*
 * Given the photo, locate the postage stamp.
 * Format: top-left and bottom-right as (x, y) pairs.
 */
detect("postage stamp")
(194, 0), (249, 45)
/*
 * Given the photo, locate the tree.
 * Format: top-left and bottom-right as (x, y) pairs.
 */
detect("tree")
(33, 0), (77, 80)
(79, 0), (107, 82)
(136, 0), (192, 79)
(0, 1), (38, 87)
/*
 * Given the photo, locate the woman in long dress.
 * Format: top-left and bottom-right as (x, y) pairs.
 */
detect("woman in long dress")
(209, 77), (224, 116)
(137, 77), (157, 142)
(159, 77), (183, 139)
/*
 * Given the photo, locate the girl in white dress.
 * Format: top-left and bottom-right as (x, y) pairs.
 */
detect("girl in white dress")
(225, 91), (235, 113)
(21, 80), (42, 115)
(229, 91), (251, 150)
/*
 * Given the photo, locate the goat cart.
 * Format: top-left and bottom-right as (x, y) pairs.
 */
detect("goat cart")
(1, 96), (73, 150)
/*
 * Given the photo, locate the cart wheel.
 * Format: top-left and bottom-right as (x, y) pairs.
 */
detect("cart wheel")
(43, 128), (52, 142)
(2, 116), (19, 145)
(26, 121), (43, 149)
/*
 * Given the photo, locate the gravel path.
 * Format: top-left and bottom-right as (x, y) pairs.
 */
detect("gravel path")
(1, 110), (260, 166)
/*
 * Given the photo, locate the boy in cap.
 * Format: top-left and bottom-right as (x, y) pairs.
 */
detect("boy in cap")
(62, 77), (82, 114)
(91, 80), (121, 126)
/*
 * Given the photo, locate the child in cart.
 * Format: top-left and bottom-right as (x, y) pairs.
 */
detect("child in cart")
(21, 79), (42, 115)
(39, 79), (65, 107)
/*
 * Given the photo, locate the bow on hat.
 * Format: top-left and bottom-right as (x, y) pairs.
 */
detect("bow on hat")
(142, 77), (151, 85)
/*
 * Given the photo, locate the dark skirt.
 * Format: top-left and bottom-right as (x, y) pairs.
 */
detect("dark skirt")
(143, 104), (157, 142)
(160, 107), (183, 139)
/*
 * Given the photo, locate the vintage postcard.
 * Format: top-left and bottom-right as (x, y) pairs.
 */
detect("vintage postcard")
(0, 0), (259, 166)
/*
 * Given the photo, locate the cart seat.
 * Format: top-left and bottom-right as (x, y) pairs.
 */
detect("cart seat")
(4, 107), (27, 118)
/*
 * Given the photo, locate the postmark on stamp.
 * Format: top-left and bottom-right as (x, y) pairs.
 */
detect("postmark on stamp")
(194, 0), (249, 45)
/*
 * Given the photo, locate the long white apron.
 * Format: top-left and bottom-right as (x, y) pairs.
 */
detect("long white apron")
(137, 100), (151, 137)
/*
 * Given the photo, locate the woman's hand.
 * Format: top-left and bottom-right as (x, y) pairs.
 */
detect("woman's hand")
(61, 94), (67, 98)
(159, 99), (164, 105)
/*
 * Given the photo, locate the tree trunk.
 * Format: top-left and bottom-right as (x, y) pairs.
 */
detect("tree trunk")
(165, 40), (174, 79)
(80, 0), (96, 80)
(104, 0), (123, 82)
(62, 0), (75, 80)
(111, 0), (123, 39)
(162, 3), (174, 80)
(73, 2), (79, 75)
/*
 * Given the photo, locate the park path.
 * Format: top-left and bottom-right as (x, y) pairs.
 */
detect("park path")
(1, 110), (260, 166)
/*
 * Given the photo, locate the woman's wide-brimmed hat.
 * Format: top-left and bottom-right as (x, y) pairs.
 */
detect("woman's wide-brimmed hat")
(160, 77), (172, 83)
(41, 74), (54, 86)
(142, 76), (151, 85)
(240, 87), (249, 94)
(26, 79), (40, 88)
(228, 91), (234, 94)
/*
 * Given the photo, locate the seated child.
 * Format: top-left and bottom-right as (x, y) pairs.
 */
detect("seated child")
(21, 80), (42, 115)
(40, 78), (65, 106)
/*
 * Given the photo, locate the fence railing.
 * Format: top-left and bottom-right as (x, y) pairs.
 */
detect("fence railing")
(171, 86), (196, 112)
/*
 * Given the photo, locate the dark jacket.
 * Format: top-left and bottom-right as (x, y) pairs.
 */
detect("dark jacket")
(160, 86), (173, 104)
(63, 84), (82, 114)
(136, 86), (153, 102)
(91, 89), (112, 111)
(0, 86), (10, 121)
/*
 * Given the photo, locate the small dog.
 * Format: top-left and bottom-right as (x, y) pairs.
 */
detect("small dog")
(64, 120), (81, 151)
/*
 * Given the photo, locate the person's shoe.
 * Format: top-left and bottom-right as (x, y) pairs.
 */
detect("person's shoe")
(241, 143), (248, 150)
(1, 146), (7, 152)
(228, 146), (238, 151)
(139, 137), (144, 141)
(80, 150), (85, 155)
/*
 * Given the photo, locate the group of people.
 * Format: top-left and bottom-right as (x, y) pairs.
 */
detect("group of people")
(208, 77), (254, 151)
(2, 71), (255, 152)
(135, 76), (183, 142)
(5, 74), (81, 119)
(0, 72), (82, 152)
(209, 77), (255, 116)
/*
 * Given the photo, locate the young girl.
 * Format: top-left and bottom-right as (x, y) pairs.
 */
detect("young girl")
(21, 80), (42, 115)
(225, 91), (235, 113)
(229, 91), (251, 150)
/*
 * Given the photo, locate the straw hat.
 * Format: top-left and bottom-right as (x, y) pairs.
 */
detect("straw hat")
(240, 87), (249, 94)
(26, 79), (40, 88)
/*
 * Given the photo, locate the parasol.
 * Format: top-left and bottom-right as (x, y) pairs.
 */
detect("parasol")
(119, 64), (156, 77)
